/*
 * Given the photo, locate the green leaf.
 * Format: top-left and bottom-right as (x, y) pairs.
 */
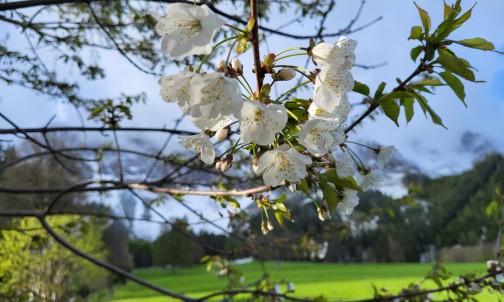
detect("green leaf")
(353, 81), (370, 96)
(374, 82), (387, 99)
(236, 37), (248, 54)
(223, 196), (240, 209)
(439, 71), (466, 105)
(436, 54), (475, 82)
(411, 79), (445, 86)
(320, 169), (362, 192)
(274, 194), (287, 204)
(380, 98), (400, 126)
(453, 4), (474, 29)
(401, 97), (415, 123)
(408, 26), (423, 40)
(410, 46), (424, 62)
(413, 93), (447, 128)
(414, 2), (431, 34)
(299, 178), (310, 197)
(443, 1), (451, 19)
(452, 38), (495, 51)
(319, 181), (339, 211)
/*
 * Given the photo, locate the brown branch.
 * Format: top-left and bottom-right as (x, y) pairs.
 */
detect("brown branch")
(250, 0), (263, 92)
(0, 0), (379, 40)
(0, 126), (197, 135)
(0, 181), (281, 197)
(344, 56), (427, 134)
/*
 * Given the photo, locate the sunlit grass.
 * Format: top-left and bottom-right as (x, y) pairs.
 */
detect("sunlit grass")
(110, 262), (498, 301)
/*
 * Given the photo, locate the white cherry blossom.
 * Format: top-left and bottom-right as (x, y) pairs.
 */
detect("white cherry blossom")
(313, 67), (353, 113)
(256, 145), (312, 187)
(238, 100), (287, 146)
(335, 151), (358, 178)
(377, 145), (397, 169)
(299, 119), (345, 155)
(179, 133), (215, 165)
(308, 102), (339, 121)
(156, 3), (225, 59)
(159, 71), (194, 113)
(337, 189), (359, 215)
(189, 73), (242, 129)
(311, 40), (356, 69)
(360, 169), (384, 191)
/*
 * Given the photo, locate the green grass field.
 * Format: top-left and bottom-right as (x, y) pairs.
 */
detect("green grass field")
(110, 262), (498, 301)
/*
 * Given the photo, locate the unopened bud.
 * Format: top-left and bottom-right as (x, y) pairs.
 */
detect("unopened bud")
(220, 154), (233, 172)
(221, 160), (231, 172)
(216, 59), (226, 72)
(267, 220), (274, 231)
(231, 58), (243, 75)
(275, 68), (296, 81)
(261, 222), (268, 235)
(214, 127), (229, 142)
(262, 53), (276, 72)
(215, 160), (223, 171)
(288, 183), (297, 192)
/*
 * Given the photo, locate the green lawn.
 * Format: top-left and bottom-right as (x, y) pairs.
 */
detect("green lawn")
(110, 262), (499, 301)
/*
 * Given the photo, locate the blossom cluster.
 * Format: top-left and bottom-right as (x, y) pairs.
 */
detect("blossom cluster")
(155, 3), (396, 221)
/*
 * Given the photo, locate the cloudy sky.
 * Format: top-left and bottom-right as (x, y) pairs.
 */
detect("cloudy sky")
(1, 0), (503, 237)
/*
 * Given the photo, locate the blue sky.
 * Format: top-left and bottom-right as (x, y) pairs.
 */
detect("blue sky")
(1, 0), (503, 237)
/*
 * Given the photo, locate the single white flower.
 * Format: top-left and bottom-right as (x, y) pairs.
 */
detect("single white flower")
(159, 72), (194, 113)
(299, 119), (345, 155)
(360, 169), (384, 191)
(308, 102), (339, 121)
(377, 145), (396, 169)
(256, 145), (312, 187)
(335, 151), (358, 178)
(311, 41), (356, 70)
(179, 133), (215, 165)
(313, 68), (353, 113)
(189, 73), (242, 129)
(238, 100), (288, 146)
(156, 3), (225, 59)
(337, 189), (359, 215)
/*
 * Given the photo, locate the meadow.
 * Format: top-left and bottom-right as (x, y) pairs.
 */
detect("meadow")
(110, 262), (500, 301)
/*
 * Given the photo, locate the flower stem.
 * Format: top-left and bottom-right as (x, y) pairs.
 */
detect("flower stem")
(196, 35), (239, 73)
(274, 53), (307, 62)
(275, 47), (305, 57)
(224, 23), (248, 34)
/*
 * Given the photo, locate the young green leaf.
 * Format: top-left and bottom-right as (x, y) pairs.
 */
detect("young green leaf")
(452, 38), (495, 51)
(413, 93), (447, 129)
(414, 2), (431, 34)
(353, 81), (370, 96)
(319, 181), (339, 211)
(380, 98), (400, 126)
(401, 97), (415, 123)
(436, 54), (475, 82)
(374, 82), (387, 99)
(411, 79), (445, 87)
(321, 169), (363, 192)
(408, 26), (423, 40)
(410, 46), (424, 62)
(439, 71), (466, 106)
